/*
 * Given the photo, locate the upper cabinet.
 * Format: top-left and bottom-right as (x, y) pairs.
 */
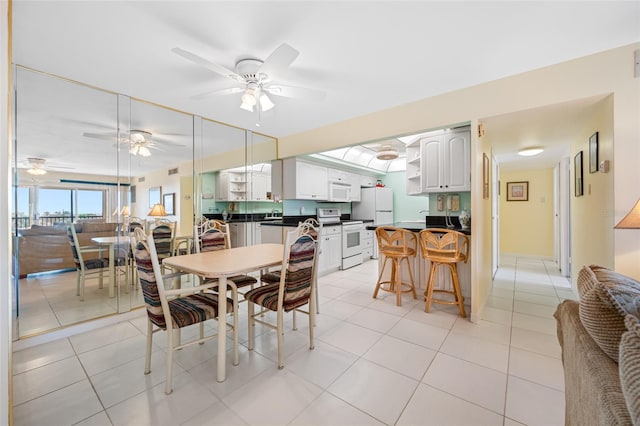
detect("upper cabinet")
(406, 128), (470, 194)
(215, 167), (272, 202)
(272, 158), (329, 200)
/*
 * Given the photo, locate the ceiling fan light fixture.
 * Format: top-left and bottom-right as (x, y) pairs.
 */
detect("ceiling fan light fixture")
(518, 147), (544, 157)
(138, 146), (152, 157)
(259, 93), (274, 111)
(27, 167), (47, 175)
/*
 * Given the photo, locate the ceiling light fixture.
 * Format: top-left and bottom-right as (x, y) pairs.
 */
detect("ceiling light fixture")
(376, 145), (399, 160)
(518, 147), (544, 157)
(26, 157), (47, 175)
(128, 130), (153, 157)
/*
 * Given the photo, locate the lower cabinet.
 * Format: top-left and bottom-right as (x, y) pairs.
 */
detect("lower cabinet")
(261, 225), (284, 244)
(362, 229), (374, 261)
(318, 225), (341, 276)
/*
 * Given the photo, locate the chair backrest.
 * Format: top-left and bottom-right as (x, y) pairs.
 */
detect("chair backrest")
(66, 224), (83, 269)
(151, 223), (175, 260)
(418, 228), (469, 264)
(277, 226), (318, 310)
(128, 217), (147, 233)
(375, 226), (417, 255)
(132, 228), (170, 329)
(195, 227), (228, 253)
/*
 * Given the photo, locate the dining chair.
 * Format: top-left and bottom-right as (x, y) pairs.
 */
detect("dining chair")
(131, 228), (239, 395)
(418, 228), (469, 317)
(151, 222), (175, 263)
(260, 218), (322, 314)
(194, 222), (258, 292)
(245, 225), (318, 369)
(66, 225), (127, 301)
(128, 217), (147, 233)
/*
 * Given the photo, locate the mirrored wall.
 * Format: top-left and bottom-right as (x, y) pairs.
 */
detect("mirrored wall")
(11, 66), (277, 339)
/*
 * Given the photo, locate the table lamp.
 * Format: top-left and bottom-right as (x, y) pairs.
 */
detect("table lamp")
(148, 203), (167, 226)
(615, 198), (640, 229)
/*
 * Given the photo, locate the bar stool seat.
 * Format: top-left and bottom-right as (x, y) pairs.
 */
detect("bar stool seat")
(373, 227), (417, 306)
(418, 228), (469, 318)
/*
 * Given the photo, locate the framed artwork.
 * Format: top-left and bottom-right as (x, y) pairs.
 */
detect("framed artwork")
(163, 193), (175, 215)
(506, 181), (529, 201)
(589, 132), (599, 173)
(575, 151), (584, 197)
(149, 186), (161, 208)
(483, 153), (490, 199)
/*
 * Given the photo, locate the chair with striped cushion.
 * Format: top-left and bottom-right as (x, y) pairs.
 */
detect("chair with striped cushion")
(245, 225), (318, 369)
(260, 218), (322, 314)
(128, 217), (147, 233)
(194, 223), (258, 292)
(132, 228), (238, 395)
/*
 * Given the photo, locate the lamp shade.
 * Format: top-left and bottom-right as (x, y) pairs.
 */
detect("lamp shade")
(615, 198), (640, 229)
(148, 203), (167, 217)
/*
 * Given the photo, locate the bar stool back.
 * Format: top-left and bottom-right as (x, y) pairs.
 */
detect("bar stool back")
(418, 228), (469, 317)
(373, 226), (418, 306)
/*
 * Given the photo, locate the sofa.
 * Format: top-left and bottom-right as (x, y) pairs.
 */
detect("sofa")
(16, 221), (119, 277)
(555, 265), (640, 425)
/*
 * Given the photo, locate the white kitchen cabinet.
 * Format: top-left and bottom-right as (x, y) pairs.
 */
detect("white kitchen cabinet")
(229, 222), (248, 248)
(317, 224), (341, 276)
(279, 158), (329, 200)
(250, 172), (270, 201)
(349, 172), (361, 202)
(216, 171), (247, 201)
(407, 128), (470, 194)
(361, 229), (374, 261)
(251, 222), (262, 245)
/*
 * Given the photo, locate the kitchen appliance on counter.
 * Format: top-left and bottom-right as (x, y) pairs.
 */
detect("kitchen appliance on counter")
(352, 187), (393, 259)
(317, 208), (364, 270)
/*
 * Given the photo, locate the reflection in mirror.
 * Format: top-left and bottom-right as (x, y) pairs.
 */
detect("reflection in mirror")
(13, 67), (121, 337)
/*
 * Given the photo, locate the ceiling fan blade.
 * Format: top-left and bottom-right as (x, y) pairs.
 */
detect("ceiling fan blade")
(172, 47), (243, 82)
(265, 84), (326, 101)
(258, 43), (299, 78)
(83, 132), (118, 141)
(151, 136), (186, 147)
(192, 86), (244, 100)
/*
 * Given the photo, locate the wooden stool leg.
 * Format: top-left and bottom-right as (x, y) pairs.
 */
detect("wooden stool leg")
(373, 257), (389, 299)
(404, 256), (417, 300)
(394, 259), (402, 306)
(450, 263), (466, 318)
(425, 262), (437, 312)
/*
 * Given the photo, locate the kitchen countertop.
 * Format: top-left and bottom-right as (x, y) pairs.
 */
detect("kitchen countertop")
(365, 221), (471, 235)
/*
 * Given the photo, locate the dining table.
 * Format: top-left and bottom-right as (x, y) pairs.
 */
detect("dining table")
(162, 243), (284, 382)
(91, 235), (131, 298)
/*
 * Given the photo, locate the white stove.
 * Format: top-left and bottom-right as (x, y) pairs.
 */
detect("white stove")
(317, 208), (363, 270)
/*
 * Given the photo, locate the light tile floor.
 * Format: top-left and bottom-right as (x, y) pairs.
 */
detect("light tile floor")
(12, 255), (575, 425)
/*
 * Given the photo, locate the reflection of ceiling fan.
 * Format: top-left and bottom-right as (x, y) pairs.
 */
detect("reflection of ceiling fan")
(18, 157), (74, 175)
(83, 129), (182, 156)
(172, 43), (326, 113)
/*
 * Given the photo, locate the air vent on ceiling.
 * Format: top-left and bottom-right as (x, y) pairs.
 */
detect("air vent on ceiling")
(168, 167), (179, 176)
(138, 176), (145, 183)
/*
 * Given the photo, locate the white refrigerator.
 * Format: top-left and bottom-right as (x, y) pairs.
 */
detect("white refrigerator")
(352, 187), (393, 258)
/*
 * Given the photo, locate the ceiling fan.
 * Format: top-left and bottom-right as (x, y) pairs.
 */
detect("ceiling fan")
(83, 129), (183, 156)
(18, 157), (74, 175)
(172, 43), (325, 113)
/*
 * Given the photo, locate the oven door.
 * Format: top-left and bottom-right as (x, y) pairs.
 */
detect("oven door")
(342, 224), (363, 258)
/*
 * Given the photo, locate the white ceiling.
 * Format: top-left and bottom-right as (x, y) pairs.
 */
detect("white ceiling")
(11, 1), (640, 173)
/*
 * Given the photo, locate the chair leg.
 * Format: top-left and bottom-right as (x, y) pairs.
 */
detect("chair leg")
(393, 259), (402, 306)
(425, 263), (438, 313)
(232, 296), (239, 366)
(315, 278), (320, 315)
(277, 309), (284, 369)
(309, 298), (315, 351)
(199, 323), (204, 344)
(165, 325), (174, 395)
(405, 256), (417, 300)
(293, 310), (297, 330)
(79, 270), (85, 301)
(373, 257), (389, 299)
(144, 320), (153, 374)
(450, 264), (467, 318)
(248, 302), (255, 351)
(76, 271), (81, 297)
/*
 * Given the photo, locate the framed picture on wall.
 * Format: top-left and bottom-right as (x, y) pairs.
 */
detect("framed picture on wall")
(483, 153), (490, 199)
(506, 181), (528, 201)
(149, 186), (161, 208)
(589, 132), (599, 173)
(163, 193), (175, 215)
(575, 151), (584, 197)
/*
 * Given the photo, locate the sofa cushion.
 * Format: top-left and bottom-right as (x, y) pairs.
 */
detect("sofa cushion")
(577, 264), (601, 298)
(620, 313), (640, 424)
(578, 265), (640, 362)
(80, 222), (117, 233)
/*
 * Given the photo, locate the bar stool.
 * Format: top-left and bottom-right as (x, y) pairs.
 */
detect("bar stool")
(373, 226), (417, 306)
(418, 228), (469, 318)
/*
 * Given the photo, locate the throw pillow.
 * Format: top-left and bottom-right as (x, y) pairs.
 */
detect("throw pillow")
(619, 314), (640, 424)
(579, 266), (640, 361)
(577, 264), (600, 298)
